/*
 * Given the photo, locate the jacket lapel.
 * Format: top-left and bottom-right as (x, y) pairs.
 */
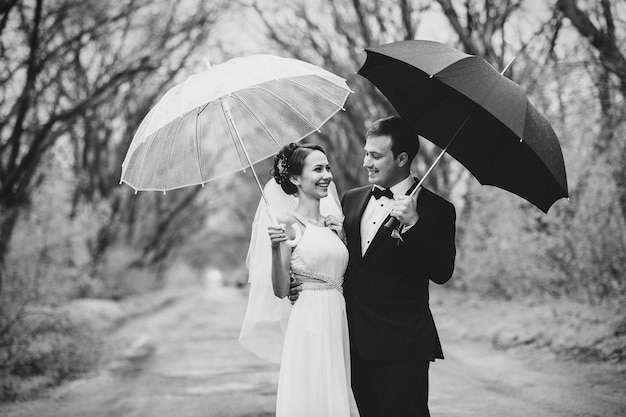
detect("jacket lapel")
(346, 187), (372, 259)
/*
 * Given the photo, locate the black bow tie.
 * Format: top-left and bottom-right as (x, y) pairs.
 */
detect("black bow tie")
(371, 186), (394, 200)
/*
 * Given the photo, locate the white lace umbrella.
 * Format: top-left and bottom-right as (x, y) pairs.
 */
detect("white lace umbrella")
(120, 54), (351, 226)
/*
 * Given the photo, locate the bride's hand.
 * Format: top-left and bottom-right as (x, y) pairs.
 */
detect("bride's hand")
(288, 278), (302, 305)
(324, 215), (346, 243)
(268, 224), (287, 247)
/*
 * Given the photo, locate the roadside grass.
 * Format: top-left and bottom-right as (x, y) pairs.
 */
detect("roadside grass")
(432, 286), (626, 364)
(0, 261), (201, 403)
(0, 306), (103, 402)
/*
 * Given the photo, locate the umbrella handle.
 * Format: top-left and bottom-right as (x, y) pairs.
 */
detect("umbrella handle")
(384, 181), (424, 230)
(284, 223), (302, 247)
(267, 205), (302, 248)
(384, 216), (400, 230)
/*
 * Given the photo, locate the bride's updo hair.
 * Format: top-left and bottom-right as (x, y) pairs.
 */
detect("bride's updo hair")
(272, 142), (326, 195)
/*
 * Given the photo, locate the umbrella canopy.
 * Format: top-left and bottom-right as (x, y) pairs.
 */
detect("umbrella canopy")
(357, 40), (568, 213)
(121, 54), (351, 193)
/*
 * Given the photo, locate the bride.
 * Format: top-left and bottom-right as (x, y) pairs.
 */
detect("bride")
(239, 142), (352, 416)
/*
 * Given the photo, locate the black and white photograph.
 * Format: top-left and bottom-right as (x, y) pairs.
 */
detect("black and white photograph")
(0, 1), (624, 416)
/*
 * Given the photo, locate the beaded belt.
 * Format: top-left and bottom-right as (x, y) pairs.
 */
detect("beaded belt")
(291, 266), (343, 293)
(300, 281), (343, 293)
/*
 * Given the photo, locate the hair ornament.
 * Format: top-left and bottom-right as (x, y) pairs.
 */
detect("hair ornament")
(275, 150), (290, 184)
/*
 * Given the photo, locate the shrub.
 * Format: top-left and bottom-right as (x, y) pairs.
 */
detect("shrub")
(0, 304), (104, 402)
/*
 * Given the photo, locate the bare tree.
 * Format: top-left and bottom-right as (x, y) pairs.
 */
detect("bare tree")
(436, 0), (523, 65)
(0, 0), (230, 294)
(443, 0), (626, 300)
(555, 0), (626, 217)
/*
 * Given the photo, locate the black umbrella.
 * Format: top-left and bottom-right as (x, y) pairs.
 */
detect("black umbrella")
(358, 40), (568, 215)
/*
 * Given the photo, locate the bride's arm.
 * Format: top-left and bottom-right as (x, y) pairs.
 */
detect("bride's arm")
(269, 214), (296, 299)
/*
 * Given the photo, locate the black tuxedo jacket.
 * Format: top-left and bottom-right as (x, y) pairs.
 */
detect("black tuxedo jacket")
(341, 184), (456, 362)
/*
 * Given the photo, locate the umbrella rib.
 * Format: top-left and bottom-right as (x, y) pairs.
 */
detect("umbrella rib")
(230, 92), (282, 148)
(195, 106), (204, 185)
(164, 116), (182, 192)
(122, 107), (154, 171)
(253, 85), (324, 133)
(283, 77), (348, 108)
(135, 127), (160, 191)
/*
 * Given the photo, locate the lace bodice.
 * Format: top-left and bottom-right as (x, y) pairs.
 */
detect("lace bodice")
(290, 213), (348, 291)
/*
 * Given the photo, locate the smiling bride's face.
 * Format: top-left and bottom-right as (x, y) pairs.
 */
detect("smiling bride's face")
(291, 150), (333, 200)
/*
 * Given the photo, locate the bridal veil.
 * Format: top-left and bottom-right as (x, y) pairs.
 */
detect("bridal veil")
(239, 178), (343, 363)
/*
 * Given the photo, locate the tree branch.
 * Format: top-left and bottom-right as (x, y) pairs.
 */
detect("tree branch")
(399, 0), (415, 40)
(557, 0), (626, 93)
(350, 0), (372, 46)
(6, 0), (44, 175)
(436, 0), (480, 55)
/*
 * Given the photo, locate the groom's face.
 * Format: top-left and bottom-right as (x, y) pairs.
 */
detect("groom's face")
(363, 134), (403, 188)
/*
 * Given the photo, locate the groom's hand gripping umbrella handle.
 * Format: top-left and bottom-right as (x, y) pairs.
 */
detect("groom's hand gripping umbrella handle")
(267, 205), (302, 247)
(384, 215), (400, 230)
(383, 185), (422, 230)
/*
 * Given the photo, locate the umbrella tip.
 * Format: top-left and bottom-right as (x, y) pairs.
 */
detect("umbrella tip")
(201, 183), (205, 188)
(134, 190), (138, 195)
(203, 58), (212, 69)
(163, 191), (167, 195)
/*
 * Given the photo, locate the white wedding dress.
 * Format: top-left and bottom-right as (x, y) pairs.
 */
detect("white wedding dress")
(275, 212), (351, 417)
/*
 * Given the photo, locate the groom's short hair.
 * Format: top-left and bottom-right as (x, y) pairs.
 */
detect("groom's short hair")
(367, 116), (419, 162)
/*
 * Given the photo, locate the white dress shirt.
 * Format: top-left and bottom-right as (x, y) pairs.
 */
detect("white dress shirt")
(360, 175), (415, 255)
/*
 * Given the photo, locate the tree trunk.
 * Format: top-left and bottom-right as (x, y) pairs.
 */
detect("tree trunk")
(0, 206), (20, 296)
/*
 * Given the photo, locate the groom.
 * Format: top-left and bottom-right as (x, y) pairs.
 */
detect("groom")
(341, 116), (456, 416)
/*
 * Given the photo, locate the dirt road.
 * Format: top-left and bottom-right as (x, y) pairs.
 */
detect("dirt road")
(2, 275), (624, 417)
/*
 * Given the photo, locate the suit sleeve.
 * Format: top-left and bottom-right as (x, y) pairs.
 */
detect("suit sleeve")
(401, 194), (456, 284)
